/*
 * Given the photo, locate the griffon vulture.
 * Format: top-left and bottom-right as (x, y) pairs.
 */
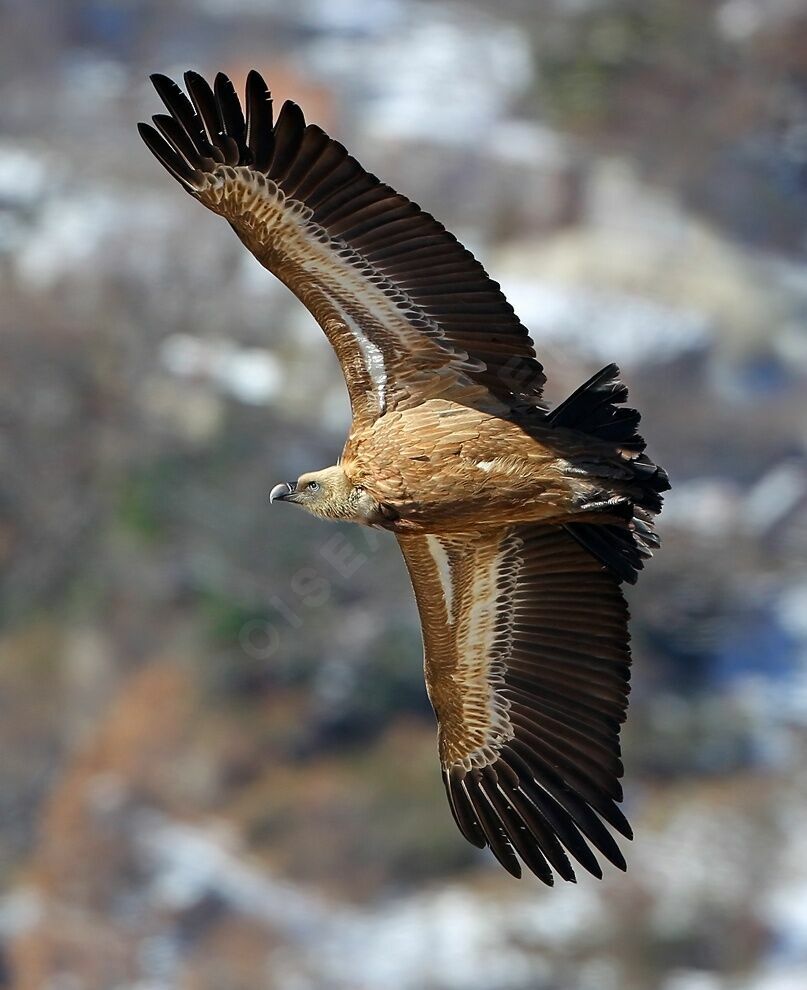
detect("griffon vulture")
(139, 70), (669, 885)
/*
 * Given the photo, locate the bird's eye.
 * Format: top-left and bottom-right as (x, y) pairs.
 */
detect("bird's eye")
(307, 481), (319, 492)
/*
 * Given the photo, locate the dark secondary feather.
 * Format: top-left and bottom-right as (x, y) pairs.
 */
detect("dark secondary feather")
(138, 69), (547, 414)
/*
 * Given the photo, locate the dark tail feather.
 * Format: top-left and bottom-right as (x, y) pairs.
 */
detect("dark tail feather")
(548, 363), (641, 448)
(549, 364), (670, 584)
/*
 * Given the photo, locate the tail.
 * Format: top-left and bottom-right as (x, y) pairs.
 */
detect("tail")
(547, 364), (670, 584)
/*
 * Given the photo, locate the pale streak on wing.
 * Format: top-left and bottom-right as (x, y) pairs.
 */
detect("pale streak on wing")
(340, 309), (388, 414)
(398, 530), (518, 770)
(195, 168), (492, 426)
(425, 534), (455, 625)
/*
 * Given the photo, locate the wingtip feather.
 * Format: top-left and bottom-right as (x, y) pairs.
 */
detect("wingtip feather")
(137, 121), (201, 189)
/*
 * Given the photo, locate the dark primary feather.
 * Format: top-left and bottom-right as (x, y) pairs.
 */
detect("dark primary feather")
(244, 69), (275, 171)
(137, 122), (201, 188)
(151, 113), (200, 168)
(214, 72), (246, 146)
(184, 71), (225, 155)
(465, 769), (523, 878)
(150, 73), (221, 164)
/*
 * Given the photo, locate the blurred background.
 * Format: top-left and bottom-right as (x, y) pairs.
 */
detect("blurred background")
(2, 0), (807, 987)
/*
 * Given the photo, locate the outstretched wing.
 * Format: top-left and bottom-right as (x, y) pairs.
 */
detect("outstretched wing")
(398, 525), (633, 884)
(139, 70), (546, 428)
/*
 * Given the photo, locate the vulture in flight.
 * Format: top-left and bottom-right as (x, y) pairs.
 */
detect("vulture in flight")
(139, 70), (669, 885)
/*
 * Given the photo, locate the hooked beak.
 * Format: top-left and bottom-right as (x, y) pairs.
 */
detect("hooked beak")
(269, 481), (297, 504)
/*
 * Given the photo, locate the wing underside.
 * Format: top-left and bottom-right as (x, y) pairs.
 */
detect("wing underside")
(398, 525), (633, 884)
(139, 70), (547, 426)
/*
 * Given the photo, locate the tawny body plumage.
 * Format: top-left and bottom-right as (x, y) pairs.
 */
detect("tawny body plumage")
(343, 400), (639, 533)
(140, 69), (669, 886)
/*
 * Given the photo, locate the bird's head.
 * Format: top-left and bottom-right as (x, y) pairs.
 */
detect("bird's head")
(269, 465), (374, 522)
